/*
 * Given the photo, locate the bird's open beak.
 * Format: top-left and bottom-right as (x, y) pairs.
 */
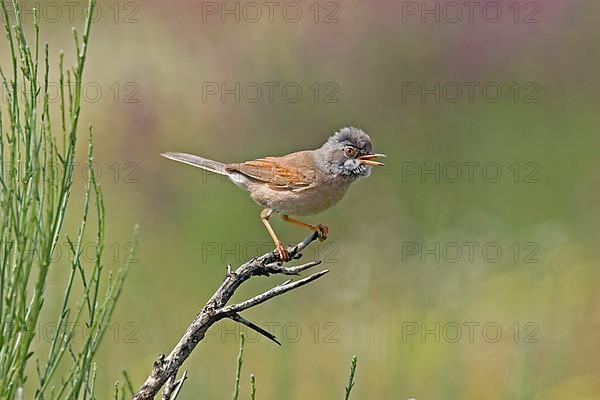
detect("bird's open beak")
(358, 153), (386, 167)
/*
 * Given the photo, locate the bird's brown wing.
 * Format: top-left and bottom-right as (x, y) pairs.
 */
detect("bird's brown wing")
(226, 151), (317, 191)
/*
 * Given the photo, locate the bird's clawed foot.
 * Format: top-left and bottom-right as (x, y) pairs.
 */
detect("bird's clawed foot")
(315, 224), (329, 241)
(275, 241), (291, 262)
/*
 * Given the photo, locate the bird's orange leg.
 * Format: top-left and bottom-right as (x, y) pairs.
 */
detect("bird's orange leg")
(261, 208), (290, 261)
(281, 215), (329, 241)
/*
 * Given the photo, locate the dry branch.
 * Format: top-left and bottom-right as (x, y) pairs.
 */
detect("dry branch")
(134, 232), (327, 400)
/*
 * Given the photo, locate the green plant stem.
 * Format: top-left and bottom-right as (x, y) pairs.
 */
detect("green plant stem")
(232, 332), (246, 400)
(344, 355), (358, 400)
(0, 0), (135, 398)
(250, 374), (256, 400)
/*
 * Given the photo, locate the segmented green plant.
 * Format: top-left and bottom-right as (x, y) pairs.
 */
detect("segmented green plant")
(344, 355), (358, 400)
(0, 0), (136, 398)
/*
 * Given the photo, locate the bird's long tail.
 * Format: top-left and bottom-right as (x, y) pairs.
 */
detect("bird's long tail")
(161, 152), (228, 176)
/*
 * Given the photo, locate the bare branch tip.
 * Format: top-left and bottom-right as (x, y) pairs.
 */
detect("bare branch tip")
(134, 230), (327, 398)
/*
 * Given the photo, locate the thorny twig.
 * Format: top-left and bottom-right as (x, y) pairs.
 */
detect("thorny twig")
(133, 232), (327, 400)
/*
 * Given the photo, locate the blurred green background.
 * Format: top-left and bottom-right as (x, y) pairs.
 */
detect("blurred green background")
(2, 0), (599, 398)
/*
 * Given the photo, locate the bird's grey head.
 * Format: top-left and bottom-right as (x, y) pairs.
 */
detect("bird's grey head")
(316, 127), (385, 180)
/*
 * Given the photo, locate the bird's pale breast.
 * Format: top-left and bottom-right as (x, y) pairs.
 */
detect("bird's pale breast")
(242, 177), (351, 216)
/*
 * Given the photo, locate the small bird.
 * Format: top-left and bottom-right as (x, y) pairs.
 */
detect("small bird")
(162, 127), (384, 261)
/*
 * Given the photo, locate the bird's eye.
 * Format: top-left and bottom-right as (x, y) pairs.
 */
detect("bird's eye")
(344, 147), (356, 157)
